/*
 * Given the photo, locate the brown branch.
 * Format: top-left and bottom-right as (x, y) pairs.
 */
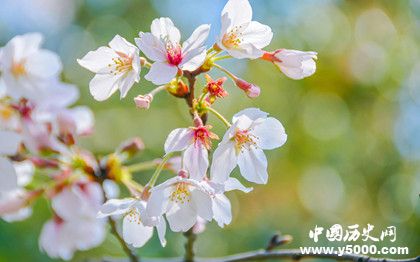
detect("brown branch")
(183, 229), (197, 262)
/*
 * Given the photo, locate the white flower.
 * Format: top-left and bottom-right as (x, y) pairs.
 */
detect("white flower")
(98, 198), (167, 248)
(147, 176), (213, 232)
(210, 108), (287, 184)
(78, 35), (141, 101)
(0, 130), (22, 193)
(40, 182), (106, 260)
(136, 18), (210, 85)
(164, 125), (218, 180)
(217, 0), (273, 59)
(205, 178), (252, 228)
(265, 49), (317, 80)
(0, 33), (62, 100)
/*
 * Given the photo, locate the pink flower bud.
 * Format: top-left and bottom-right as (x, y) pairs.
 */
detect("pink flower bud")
(235, 78), (261, 98)
(116, 137), (145, 159)
(134, 94), (153, 109)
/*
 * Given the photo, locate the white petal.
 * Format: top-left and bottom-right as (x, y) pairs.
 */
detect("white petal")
(1, 206), (32, 222)
(233, 107), (268, 123)
(118, 70), (138, 98)
(13, 160), (34, 187)
(145, 61), (177, 85)
(210, 141), (237, 183)
(237, 148), (268, 184)
(164, 128), (193, 153)
(166, 203), (197, 232)
(0, 157), (18, 192)
(275, 49), (317, 80)
(179, 49), (207, 72)
(151, 17), (181, 43)
(64, 106), (95, 135)
(108, 35), (137, 55)
(241, 21), (273, 49)
(0, 130), (21, 155)
(123, 213), (154, 248)
(135, 32), (166, 62)
(226, 42), (264, 59)
(224, 177), (253, 193)
(182, 24), (210, 53)
(183, 143), (209, 180)
(97, 198), (136, 218)
(26, 50), (62, 79)
(212, 194), (232, 227)
(253, 117), (287, 150)
(89, 73), (120, 101)
(222, 0), (252, 28)
(77, 47), (117, 74)
(156, 217), (167, 247)
(191, 189), (213, 221)
(147, 186), (172, 217)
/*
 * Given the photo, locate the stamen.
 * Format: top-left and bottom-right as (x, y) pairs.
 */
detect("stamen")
(165, 41), (183, 66)
(170, 182), (191, 204)
(126, 208), (142, 225)
(233, 129), (258, 153)
(11, 61), (26, 77)
(222, 26), (243, 49)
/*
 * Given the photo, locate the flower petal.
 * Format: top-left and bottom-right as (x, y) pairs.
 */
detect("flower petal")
(89, 73), (121, 101)
(156, 217), (167, 247)
(210, 141), (237, 183)
(212, 194), (232, 227)
(222, 0), (252, 28)
(233, 107), (268, 122)
(183, 143), (209, 180)
(0, 130), (21, 155)
(97, 198), (136, 218)
(224, 177), (253, 193)
(191, 188), (213, 221)
(237, 147), (268, 184)
(25, 50), (62, 79)
(166, 202), (196, 232)
(108, 35), (137, 55)
(135, 32), (167, 62)
(123, 213), (154, 248)
(145, 61), (177, 85)
(0, 157), (18, 192)
(253, 117), (287, 150)
(77, 47), (117, 74)
(241, 21), (273, 49)
(164, 128), (193, 153)
(151, 17), (181, 43)
(147, 186), (172, 217)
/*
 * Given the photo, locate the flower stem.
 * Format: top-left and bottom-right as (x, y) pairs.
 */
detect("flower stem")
(213, 63), (237, 81)
(149, 85), (167, 96)
(127, 160), (157, 173)
(146, 152), (176, 187)
(213, 55), (232, 61)
(206, 106), (231, 128)
(184, 229), (197, 262)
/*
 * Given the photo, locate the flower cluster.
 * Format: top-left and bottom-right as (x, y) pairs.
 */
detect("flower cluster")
(0, 0), (317, 260)
(78, 0), (316, 250)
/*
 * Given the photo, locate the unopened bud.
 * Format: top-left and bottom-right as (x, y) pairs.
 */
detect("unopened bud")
(178, 169), (189, 178)
(116, 137), (145, 160)
(235, 78), (261, 98)
(134, 94), (153, 109)
(30, 157), (59, 169)
(167, 79), (189, 98)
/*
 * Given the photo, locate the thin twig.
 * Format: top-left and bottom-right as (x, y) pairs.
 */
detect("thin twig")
(183, 229), (197, 262)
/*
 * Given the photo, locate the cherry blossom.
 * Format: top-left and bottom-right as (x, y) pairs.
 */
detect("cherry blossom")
(164, 125), (218, 180)
(0, 130), (22, 192)
(136, 18), (210, 85)
(147, 175), (213, 232)
(0, 33), (62, 100)
(217, 0), (273, 59)
(78, 35), (141, 101)
(98, 198), (167, 248)
(262, 49), (318, 80)
(210, 108), (287, 184)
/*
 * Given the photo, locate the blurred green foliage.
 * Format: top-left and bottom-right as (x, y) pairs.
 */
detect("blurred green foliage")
(0, 0), (419, 261)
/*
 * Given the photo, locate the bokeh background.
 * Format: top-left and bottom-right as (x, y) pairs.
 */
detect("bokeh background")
(0, 0), (419, 261)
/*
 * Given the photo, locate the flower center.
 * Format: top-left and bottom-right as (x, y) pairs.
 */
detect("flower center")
(126, 208), (142, 224)
(222, 26), (243, 49)
(166, 41), (183, 66)
(109, 52), (133, 75)
(0, 105), (14, 120)
(11, 61), (26, 77)
(233, 129), (257, 152)
(193, 125), (218, 150)
(170, 182), (191, 204)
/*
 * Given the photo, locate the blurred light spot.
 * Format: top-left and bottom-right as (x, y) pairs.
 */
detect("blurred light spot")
(349, 42), (388, 85)
(355, 8), (397, 47)
(405, 63), (420, 105)
(298, 166), (345, 215)
(87, 15), (134, 44)
(378, 175), (415, 223)
(301, 91), (350, 140)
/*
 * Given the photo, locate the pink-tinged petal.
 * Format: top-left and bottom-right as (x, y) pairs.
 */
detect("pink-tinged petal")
(241, 21), (273, 49)
(59, 106), (95, 136)
(135, 32), (166, 62)
(212, 194), (232, 227)
(253, 117), (287, 150)
(191, 189), (213, 221)
(227, 42), (263, 59)
(89, 73), (120, 101)
(222, 0), (252, 28)
(0, 158), (18, 192)
(145, 61), (177, 85)
(77, 47), (116, 74)
(147, 186), (172, 217)
(182, 24), (210, 52)
(183, 143), (209, 180)
(97, 198), (136, 218)
(0, 130), (22, 155)
(164, 128), (193, 153)
(166, 202), (196, 232)
(210, 141), (237, 183)
(179, 49), (207, 72)
(1, 206), (32, 222)
(156, 217), (167, 247)
(237, 147), (268, 184)
(14, 160), (34, 187)
(25, 50), (62, 79)
(151, 17), (181, 43)
(118, 70), (138, 98)
(224, 177), (253, 193)
(108, 35), (137, 55)
(274, 49), (317, 80)
(123, 212), (154, 248)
